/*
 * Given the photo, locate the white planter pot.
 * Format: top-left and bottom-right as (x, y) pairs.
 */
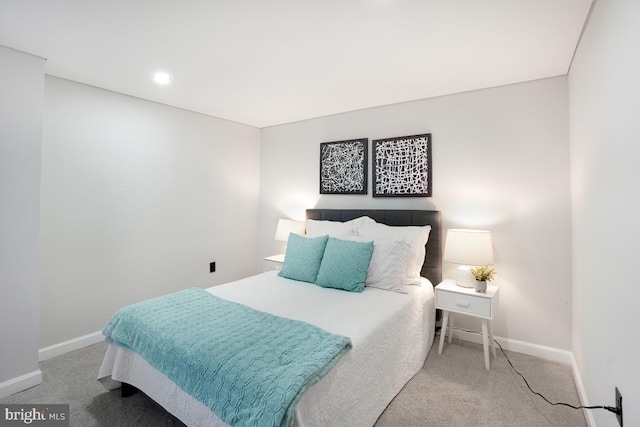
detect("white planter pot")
(475, 280), (487, 293)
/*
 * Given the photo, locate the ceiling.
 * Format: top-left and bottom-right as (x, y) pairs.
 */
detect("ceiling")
(0, 0), (592, 128)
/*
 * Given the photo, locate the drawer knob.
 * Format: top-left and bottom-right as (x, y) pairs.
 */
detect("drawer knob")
(456, 300), (470, 308)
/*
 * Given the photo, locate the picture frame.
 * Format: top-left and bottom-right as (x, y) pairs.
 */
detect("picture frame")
(372, 133), (432, 197)
(319, 138), (368, 195)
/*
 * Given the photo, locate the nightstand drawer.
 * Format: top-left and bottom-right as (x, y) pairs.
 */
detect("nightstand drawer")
(263, 259), (282, 272)
(436, 290), (492, 318)
(263, 254), (285, 273)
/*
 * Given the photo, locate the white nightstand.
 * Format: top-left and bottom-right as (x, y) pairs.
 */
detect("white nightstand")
(435, 279), (499, 370)
(263, 254), (285, 272)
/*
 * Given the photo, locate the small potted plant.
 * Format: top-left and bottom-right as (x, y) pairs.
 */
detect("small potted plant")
(471, 266), (496, 293)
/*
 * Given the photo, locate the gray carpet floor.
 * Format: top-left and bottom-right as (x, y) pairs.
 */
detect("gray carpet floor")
(1, 336), (587, 426)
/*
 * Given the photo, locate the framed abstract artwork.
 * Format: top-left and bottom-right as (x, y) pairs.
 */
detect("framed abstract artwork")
(372, 133), (432, 197)
(319, 138), (368, 195)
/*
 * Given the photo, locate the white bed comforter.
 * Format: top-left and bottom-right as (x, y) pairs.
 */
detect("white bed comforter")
(98, 271), (435, 427)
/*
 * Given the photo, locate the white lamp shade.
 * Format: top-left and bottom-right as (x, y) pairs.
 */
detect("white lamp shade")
(443, 229), (494, 266)
(274, 219), (305, 241)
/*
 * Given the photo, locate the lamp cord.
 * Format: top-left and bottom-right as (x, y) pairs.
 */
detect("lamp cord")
(441, 327), (619, 414)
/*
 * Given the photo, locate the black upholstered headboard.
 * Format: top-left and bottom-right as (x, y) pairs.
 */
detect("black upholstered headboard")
(305, 209), (442, 287)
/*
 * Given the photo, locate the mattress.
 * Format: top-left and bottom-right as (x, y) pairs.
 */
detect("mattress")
(98, 270), (435, 427)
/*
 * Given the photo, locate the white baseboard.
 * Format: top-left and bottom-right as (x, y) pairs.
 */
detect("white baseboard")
(449, 328), (573, 364)
(570, 353), (597, 427)
(0, 332), (103, 398)
(449, 328), (597, 425)
(39, 331), (104, 362)
(0, 370), (42, 399)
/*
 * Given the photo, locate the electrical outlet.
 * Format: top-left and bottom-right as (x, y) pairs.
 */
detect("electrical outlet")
(615, 387), (623, 427)
(209, 262), (216, 273)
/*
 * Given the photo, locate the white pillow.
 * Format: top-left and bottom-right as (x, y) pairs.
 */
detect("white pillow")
(345, 236), (412, 292)
(305, 217), (365, 238)
(355, 217), (431, 285)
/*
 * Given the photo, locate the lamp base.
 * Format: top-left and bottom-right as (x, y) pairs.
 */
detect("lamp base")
(455, 265), (475, 288)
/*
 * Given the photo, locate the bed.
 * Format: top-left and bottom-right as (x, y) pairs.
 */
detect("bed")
(98, 209), (442, 427)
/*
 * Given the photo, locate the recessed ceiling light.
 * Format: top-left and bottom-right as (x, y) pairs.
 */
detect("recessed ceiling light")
(152, 72), (172, 85)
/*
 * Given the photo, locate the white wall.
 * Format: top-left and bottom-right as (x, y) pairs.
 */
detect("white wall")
(0, 46), (45, 395)
(569, 1), (640, 426)
(259, 76), (572, 350)
(39, 77), (261, 348)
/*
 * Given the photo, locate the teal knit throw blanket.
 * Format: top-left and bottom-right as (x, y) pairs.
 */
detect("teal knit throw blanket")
(102, 288), (351, 427)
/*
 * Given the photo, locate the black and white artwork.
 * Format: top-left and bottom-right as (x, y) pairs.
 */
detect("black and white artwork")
(319, 138), (368, 195)
(373, 133), (432, 197)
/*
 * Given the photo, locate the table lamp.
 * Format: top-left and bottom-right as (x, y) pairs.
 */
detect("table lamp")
(443, 229), (494, 288)
(275, 219), (306, 245)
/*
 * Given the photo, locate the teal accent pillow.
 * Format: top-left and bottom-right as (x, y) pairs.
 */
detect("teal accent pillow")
(315, 237), (374, 292)
(278, 234), (329, 283)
